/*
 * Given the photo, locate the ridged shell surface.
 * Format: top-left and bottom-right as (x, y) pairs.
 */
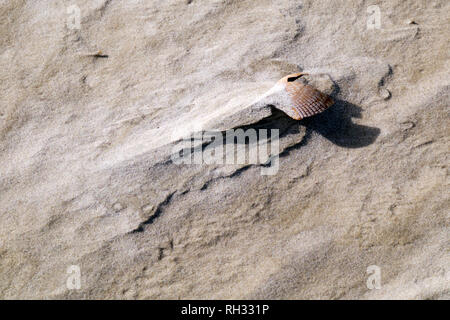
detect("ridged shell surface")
(283, 80), (334, 120)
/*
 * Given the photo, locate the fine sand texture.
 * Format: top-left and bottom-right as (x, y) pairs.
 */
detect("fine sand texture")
(0, 0), (449, 299)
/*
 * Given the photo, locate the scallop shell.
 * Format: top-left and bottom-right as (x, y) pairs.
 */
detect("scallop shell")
(276, 73), (334, 120)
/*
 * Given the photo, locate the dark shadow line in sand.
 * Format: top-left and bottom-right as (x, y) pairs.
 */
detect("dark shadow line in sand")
(180, 98), (380, 163)
(204, 98), (380, 150)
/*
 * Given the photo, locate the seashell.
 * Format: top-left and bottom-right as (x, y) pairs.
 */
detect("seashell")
(253, 73), (334, 120)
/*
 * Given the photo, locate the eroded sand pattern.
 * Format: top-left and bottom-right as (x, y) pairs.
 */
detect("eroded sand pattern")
(0, 0), (448, 299)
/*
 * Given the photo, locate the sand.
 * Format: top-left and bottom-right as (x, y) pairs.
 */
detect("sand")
(0, 0), (448, 299)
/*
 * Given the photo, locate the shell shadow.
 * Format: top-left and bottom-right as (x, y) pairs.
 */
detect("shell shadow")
(224, 98), (380, 149)
(190, 98), (380, 157)
(300, 98), (380, 148)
